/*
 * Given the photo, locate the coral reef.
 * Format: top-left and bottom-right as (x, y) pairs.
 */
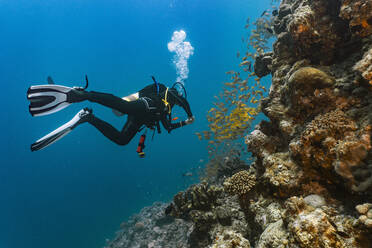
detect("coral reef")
(242, 0), (372, 246)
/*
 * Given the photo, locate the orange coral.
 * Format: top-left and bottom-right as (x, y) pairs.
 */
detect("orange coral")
(361, 19), (369, 28)
(297, 24), (309, 33)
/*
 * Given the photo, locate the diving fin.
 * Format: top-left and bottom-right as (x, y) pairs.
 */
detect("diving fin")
(27, 76), (89, 117)
(47, 76), (55, 84)
(31, 108), (92, 152)
(27, 84), (74, 116)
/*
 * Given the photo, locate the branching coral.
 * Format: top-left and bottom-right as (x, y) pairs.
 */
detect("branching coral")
(223, 170), (256, 197)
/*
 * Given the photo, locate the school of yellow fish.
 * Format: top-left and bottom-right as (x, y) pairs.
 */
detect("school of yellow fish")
(196, 6), (276, 151)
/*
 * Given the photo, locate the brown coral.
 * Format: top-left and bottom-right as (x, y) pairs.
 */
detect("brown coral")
(285, 196), (368, 248)
(353, 48), (372, 86)
(290, 109), (372, 191)
(223, 170), (256, 197)
(289, 67), (335, 88)
(261, 152), (303, 197)
(288, 2), (345, 63)
(340, 0), (372, 37)
(287, 67), (340, 122)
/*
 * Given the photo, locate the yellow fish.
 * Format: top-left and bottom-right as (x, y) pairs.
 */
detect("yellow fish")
(240, 60), (251, 66)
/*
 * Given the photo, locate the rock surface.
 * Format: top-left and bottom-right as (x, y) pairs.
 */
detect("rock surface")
(104, 202), (192, 248)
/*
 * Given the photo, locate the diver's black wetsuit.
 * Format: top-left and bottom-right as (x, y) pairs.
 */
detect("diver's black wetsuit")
(75, 83), (193, 145)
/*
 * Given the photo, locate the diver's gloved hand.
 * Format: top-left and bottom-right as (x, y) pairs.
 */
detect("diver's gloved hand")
(185, 116), (195, 125)
(67, 88), (89, 103)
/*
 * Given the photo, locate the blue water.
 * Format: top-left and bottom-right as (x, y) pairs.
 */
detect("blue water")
(1, 0), (273, 247)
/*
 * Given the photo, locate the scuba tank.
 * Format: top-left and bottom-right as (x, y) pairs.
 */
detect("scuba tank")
(135, 77), (159, 158)
(135, 76), (188, 158)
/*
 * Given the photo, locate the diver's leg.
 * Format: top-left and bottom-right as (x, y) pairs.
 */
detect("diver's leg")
(68, 90), (147, 115)
(88, 115), (142, 146)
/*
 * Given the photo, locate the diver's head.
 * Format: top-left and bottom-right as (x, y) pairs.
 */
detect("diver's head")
(169, 87), (181, 97)
(170, 82), (187, 99)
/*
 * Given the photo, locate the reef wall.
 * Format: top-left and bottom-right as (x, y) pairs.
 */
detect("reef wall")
(106, 0), (372, 247)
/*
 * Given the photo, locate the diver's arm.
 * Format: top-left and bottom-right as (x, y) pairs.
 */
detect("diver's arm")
(177, 98), (193, 118)
(169, 91), (193, 118)
(177, 99), (195, 126)
(160, 115), (193, 133)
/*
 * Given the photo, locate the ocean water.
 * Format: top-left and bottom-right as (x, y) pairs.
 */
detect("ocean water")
(0, 0), (273, 247)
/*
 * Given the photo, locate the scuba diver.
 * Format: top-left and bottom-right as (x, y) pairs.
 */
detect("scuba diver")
(27, 76), (194, 155)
